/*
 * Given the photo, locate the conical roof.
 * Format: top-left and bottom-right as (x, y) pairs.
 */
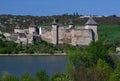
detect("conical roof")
(29, 21), (36, 27)
(52, 19), (57, 25)
(69, 20), (74, 25)
(15, 24), (20, 29)
(86, 17), (98, 25)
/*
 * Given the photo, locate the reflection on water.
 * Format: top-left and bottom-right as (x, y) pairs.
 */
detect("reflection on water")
(0, 55), (68, 77)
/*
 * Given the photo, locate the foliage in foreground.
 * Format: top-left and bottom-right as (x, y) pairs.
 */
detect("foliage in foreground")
(67, 41), (120, 81)
(0, 71), (73, 81)
(0, 41), (120, 81)
(67, 41), (115, 68)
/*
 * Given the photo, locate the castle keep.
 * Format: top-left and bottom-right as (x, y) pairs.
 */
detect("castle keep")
(9, 22), (39, 44)
(40, 17), (98, 46)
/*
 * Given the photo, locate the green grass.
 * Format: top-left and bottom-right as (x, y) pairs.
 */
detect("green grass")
(98, 25), (120, 42)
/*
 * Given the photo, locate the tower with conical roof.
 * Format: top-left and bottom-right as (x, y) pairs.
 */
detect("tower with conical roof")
(51, 19), (59, 44)
(14, 24), (21, 33)
(69, 20), (74, 28)
(85, 16), (98, 41)
(29, 22), (36, 35)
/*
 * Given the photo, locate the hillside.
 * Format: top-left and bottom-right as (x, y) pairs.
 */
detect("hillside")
(0, 14), (120, 32)
(0, 14), (120, 46)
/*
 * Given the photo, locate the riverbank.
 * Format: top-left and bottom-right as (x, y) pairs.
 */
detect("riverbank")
(0, 53), (66, 56)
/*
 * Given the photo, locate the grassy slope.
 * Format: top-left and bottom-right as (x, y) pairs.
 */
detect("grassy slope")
(98, 25), (120, 42)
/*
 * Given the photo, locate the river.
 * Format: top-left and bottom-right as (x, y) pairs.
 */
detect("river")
(0, 55), (68, 77)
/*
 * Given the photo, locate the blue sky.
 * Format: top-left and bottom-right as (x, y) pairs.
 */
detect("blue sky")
(0, 0), (120, 16)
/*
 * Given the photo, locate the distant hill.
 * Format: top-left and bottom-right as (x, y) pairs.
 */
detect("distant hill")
(0, 14), (120, 33)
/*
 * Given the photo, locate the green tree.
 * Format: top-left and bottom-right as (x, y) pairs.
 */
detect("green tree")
(72, 65), (111, 81)
(20, 72), (33, 81)
(34, 70), (49, 81)
(88, 66), (110, 81)
(86, 41), (109, 66)
(66, 63), (74, 74)
(96, 59), (113, 81)
(110, 61), (120, 81)
(0, 39), (5, 47)
(72, 66), (88, 81)
(0, 34), (5, 38)
(1, 72), (18, 81)
(67, 48), (87, 68)
(50, 73), (74, 81)
(67, 41), (110, 68)
(97, 59), (113, 72)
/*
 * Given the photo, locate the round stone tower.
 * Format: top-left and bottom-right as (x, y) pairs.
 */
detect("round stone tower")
(85, 16), (98, 41)
(51, 19), (59, 44)
(69, 20), (74, 29)
(29, 22), (36, 35)
(14, 24), (20, 33)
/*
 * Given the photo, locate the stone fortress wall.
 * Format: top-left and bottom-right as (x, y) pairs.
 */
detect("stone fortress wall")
(3, 17), (98, 46)
(40, 17), (98, 46)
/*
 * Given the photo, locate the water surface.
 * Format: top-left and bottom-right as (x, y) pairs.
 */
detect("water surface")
(0, 55), (68, 77)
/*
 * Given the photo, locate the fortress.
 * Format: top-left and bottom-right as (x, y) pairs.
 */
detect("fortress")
(8, 22), (39, 44)
(40, 17), (98, 46)
(4, 17), (98, 46)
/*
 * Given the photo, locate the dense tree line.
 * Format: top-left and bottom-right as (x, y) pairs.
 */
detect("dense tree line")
(67, 41), (120, 81)
(0, 39), (18, 54)
(0, 41), (120, 81)
(0, 71), (73, 81)
(0, 35), (77, 54)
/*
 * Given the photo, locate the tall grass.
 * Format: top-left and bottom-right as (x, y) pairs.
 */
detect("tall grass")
(98, 25), (120, 42)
